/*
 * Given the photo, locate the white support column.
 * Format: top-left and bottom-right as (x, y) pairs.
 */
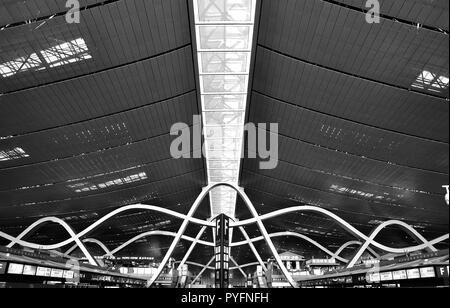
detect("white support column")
(230, 256), (247, 278)
(192, 256), (215, 285)
(239, 226), (267, 271)
(147, 187), (210, 287)
(177, 226), (208, 271)
(236, 187), (298, 288)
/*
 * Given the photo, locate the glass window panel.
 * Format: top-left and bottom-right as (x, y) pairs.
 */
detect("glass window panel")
(199, 52), (250, 74)
(210, 169), (237, 178)
(207, 150), (241, 160)
(208, 160), (239, 169)
(206, 138), (241, 151)
(204, 111), (244, 125)
(205, 126), (242, 139)
(201, 75), (247, 93)
(198, 26), (251, 50)
(209, 176), (237, 183)
(196, 0), (253, 22)
(203, 94), (246, 110)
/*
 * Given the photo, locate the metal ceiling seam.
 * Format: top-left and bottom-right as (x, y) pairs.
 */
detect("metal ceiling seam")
(0, 0), (123, 30)
(1, 168), (205, 209)
(0, 122), (198, 171)
(321, 0), (449, 34)
(254, 128), (449, 176)
(0, 152), (198, 193)
(245, 157), (444, 197)
(253, 90), (449, 144)
(257, 44), (449, 102)
(242, 169), (445, 214)
(0, 43), (192, 96)
(241, 184), (448, 227)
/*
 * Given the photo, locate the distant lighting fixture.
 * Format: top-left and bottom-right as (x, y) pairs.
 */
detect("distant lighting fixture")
(443, 185), (449, 206)
(0, 147), (30, 161)
(330, 184), (397, 202)
(0, 38), (91, 78)
(411, 70), (449, 93)
(69, 172), (148, 193)
(193, 0), (257, 218)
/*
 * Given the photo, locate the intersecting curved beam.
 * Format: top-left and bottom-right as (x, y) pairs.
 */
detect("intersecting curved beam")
(231, 233), (380, 264)
(231, 231), (348, 263)
(0, 217), (98, 266)
(177, 226), (208, 271)
(191, 257), (215, 285)
(239, 227), (267, 271)
(3, 204), (214, 252)
(175, 260), (214, 270)
(333, 241), (380, 260)
(231, 206), (449, 255)
(111, 230), (214, 257)
(346, 220), (444, 268)
(147, 186), (214, 287)
(230, 256), (247, 278)
(66, 238), (113, 257)
(230, 262), (261, 270)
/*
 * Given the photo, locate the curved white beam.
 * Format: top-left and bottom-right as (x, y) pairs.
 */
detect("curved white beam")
(231, 206), (449, 255)
(346, 220), (443, 268)
(191, 257), (215, 285)
(0, 216), (98, 266)
(230, 256), (247, 278)
(231, 231), (348, 263)
(239, 227), (267, 271)
(2, 204), (215, 251)
(230, 262), (261, 270)
(177, 226), (208, 271)
(231, 233), (381, 264)
(147, 186), (213, 286)
(333, 241), (380, 260)
(66, 238), (113, 257)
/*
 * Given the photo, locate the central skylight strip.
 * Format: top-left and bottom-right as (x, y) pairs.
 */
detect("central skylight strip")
(193, 0), (257, 219)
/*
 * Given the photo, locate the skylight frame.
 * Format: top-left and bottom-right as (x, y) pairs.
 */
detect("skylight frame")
(194, 0), (257, 219)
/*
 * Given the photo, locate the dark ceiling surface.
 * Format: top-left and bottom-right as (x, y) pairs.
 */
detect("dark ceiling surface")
(0, 0), (211, 263)
(0, 0), (449, 270)
(239, 0), (449, 265)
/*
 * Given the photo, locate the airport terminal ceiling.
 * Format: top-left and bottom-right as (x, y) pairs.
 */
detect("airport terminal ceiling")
(0, 0), (449, 269)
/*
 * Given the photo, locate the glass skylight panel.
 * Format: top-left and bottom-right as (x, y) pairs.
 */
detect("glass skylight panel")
(201, 75), (248, 93)
(0, 53), (42, 77)
(203, 95), (246, 110)
(204, 111), (244, 125)
(195, 0), (256, 219)
(205, 126), (243, 139)
(198, 26), (252, 51)
(0, 147), (30, 162)
(208, 160), (239, 170)
(69, 172), (148, 193)
(195, 0), (254, 23)
(411, 70), (449, 93)
(0, 38), (91, 78)
(199, 52), (250, 74)
(41, 38), (92, 68)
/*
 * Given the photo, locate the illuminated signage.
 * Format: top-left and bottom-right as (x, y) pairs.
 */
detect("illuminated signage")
(0, 262), (6, 274)
(407, 268), (420, 279)
(380, 272), (393, 281)
(8, 263), (24, 275)
(63, 270), (75, 279)
(36, 267), (52, 277)
(51, 268), (64, 278)
(392, 270), (407, 280)
(420, 267), (436, 278)
(436, 266), (449, 278)
(23, 265), (37, 276)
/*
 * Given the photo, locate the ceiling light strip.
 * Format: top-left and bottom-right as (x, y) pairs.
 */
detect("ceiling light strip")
(193, 0), (257, 218)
